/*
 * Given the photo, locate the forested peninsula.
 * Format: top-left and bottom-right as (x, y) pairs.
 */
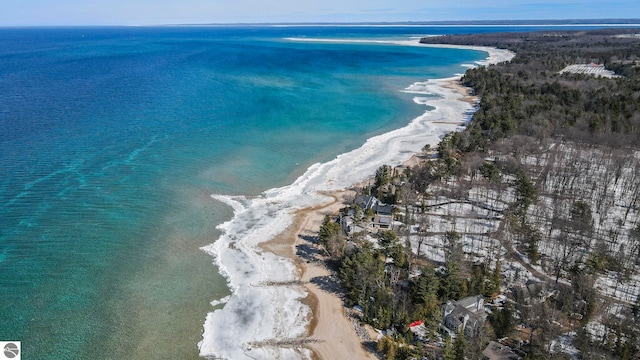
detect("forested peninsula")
(317, 28), (640, 359)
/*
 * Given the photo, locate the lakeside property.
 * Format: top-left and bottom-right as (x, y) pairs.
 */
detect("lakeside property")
(198, 42), (515, 359)
(307, 28), (640, 360)
(279, 76), (494, 359)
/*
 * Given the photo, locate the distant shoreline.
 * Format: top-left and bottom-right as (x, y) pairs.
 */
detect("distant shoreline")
(168, 19), (640, 28)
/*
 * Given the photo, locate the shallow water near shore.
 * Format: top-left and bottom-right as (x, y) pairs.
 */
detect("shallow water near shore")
(0, 25), (568, 358)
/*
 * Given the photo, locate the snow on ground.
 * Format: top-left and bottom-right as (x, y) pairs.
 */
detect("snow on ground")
(408, 141), (640, 309)
(551, 332), (580, 360)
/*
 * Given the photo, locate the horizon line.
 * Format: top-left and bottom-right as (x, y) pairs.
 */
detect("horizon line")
(2, 18), (640, 28)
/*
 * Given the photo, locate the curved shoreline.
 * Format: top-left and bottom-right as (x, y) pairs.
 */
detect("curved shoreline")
(286, 77), (485, 360)
(198, 43), (515, 360)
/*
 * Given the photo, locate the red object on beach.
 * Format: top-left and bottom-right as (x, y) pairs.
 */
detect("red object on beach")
(409, 320), (423, 327)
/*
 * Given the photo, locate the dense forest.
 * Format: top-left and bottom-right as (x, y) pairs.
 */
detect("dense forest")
(317, 28), (640, 360)
(421, 29), (640, 147)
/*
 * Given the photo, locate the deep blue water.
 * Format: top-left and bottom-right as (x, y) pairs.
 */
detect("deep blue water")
(0, 25), (613, 359)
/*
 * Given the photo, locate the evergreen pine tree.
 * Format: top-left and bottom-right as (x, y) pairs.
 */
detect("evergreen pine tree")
(442, 333), (456, 360)
(492, 258), (502, 295)
(454, 331), (467, 360)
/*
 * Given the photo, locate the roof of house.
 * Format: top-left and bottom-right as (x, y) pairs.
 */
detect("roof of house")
(457, 295), (483, 312)
(375, 215), (392, 224)
(447, 305), (483, 326)
(443, 295), (486, 334)
(355, 195), (377, 209)
(482, 341), (520, 360)
(375, 203), (393, 215)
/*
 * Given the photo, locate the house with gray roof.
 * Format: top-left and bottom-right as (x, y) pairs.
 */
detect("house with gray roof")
(443, 295), (487, 338)
(349, 195), (395, 232)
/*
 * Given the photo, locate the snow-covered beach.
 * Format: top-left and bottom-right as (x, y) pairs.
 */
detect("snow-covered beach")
(198, 41), (516, 360)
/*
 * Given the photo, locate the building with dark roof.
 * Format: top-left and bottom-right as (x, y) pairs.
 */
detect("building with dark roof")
(443, 295), (486, 338)
(482, 341), (521, 360)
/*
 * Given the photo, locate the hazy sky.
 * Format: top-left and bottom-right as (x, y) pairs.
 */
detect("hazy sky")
(0, 0), (639, 26)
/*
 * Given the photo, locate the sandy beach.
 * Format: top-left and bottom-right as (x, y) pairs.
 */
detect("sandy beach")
(262, 191), (379, 359)
(301, 193), (378, 359)
(442, 79), (479, 106)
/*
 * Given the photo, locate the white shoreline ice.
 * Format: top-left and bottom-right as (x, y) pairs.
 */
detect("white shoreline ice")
(198, 40), (515, 360)
(284, 37), (516, 66)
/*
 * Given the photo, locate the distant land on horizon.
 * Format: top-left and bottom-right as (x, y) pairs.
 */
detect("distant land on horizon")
(175, 18), (640, 27)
